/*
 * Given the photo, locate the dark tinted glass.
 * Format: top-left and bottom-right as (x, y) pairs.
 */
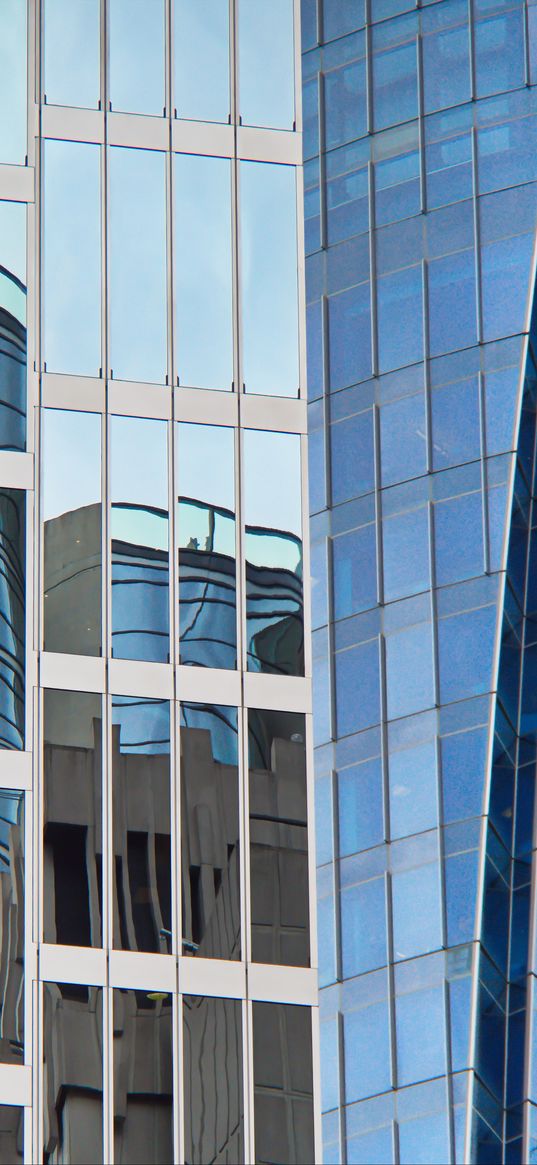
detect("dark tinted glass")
(0, 1107), (23, 1163)
(0, 202), (26, 452)
(0, 490), (24, 748)
(112, 697), (171, 954)
(43, 689), (102, 947)
(113, 988), (173, 1164)
(43, 982), (103, 1164)
(252, 1002), (314, 1164)
(0, 791), (24, 1065)
(249, 709), (310, 966)
(180, 703), (240, 959)
(183, 995), (243, 1163)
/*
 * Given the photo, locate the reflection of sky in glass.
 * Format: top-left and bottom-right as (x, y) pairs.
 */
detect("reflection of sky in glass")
(177, 423), (234, 511)
(111, 506), (168, 552)
(241, 162), (299, 397)
(178, 500), (235, 557)
(238, 0), (295, 130)
(112, 696), (170, 755)
(174, 0), (229, 123)
(44, 0), (100, 109)
(180, 702), (238, 766)
(174, 154), (233, 390)
(0, 2), (26, 165)
(0, 203), (25, 286)
(109, 0), (165, 116)
(43, 409), (101, 520)
(43, 140), (101, 376)
(109, 147), (167, 384)
(244, 430), (301, 535)
(111, 416), (167, 510)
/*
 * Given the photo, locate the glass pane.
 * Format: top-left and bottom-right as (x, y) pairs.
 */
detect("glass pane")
(183, 995), (243, 1163)
(43, 689), (102, 947)
(0, 490), (24, 749)
(238, 0), (295, 129)
(0, 790), (23, 1064)
(0, 1), (26, 165)
(248, 709), (310, 966)
(180, 703), (240, 959)
(253, 1003), (314, 1164)
(0, 201), (26, 451)
(44, 0), (100, 109)
(174, 154), (233, 390)
(377, 265), (423, 373)
(244, 430), (303, 676)
(176, 423), (236, 669)
(111, 416), (169, 663)
(112, 697), (171, 954)
(43, 409), (102, 656)
(0, 1107), (23, 1163)
(174, 0), (230, 123)
(109, 147), (167, 384)
(113, 989), (173, 1164)
(240, 162), (299, 397)
(109, 0), (165, 116)
(43, 983), (103, 1164)
(43, 140), (101, 376)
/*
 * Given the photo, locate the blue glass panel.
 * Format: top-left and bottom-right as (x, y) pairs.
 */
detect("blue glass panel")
(485, 367), (518, 456)
(331, 411), (375, 504)
(481, 232), (534, 343)
(445, 850), (479, 946)
(333, 523), (377, 619)
(323, 0), (365, 40)
(338, 759), (384, 855)
(392, 862), (442, 959)
(442, 727), (487, 822)
(336, 640), (380, 737)
(347, 1126), (393, 1165)
(0, 1), (26, 165)
(428, 249), (477, 357)
(325, 48), (367, 150)
(327, 148), (369, 245)
(175, 0), (229, 122)
(475, 9), (525, 98)
(238, 0), (295, 130)
(380, 393), (427, 486)
(328, 284), (372, 389)
(44, 0), (100, 109)
(422, 13), (471, 114)
(382, 504), (430, 601)
(377, 266), (423, 373)
(399, 1110), (450, 1165)
(438, 605), (496, 704)
(425, 117), (473, 210)
(375, 127), (420, 227)
(306, 298), (324, 399)
(109, 0), (165, 115)
(320, 1016), (340, 1113)
(303, 75), (319, 161)
(449, 972), (472, 1071)
(431, 377), (480, 470)
(317, 872), (338, 986)
(341, 876), (387, 976)
(344, 1001), (391, 1103)
(396, 985), (446, 1085)
(373, 19), (418, 131)
(386, 621), (435, 720)
(389, 740), (437, 839)
(434, 490), (484, 587)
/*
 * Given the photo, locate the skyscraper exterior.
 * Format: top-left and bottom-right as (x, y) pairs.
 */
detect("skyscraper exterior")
(0, 2), (320, 1162)
(303, 1), (537, 1162)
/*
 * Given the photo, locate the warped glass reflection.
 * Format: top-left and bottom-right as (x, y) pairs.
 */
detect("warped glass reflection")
(0, 491), (24, 750)
(43, 982), (103, 1165)
(183, 995), (243, 1165)
(113, 989), (173, 1165)
(0, 790), (24, 1066)
(0, 199), (26, 453)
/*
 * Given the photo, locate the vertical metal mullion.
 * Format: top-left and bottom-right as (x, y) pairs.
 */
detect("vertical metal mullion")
(103, 982), (113, 1165)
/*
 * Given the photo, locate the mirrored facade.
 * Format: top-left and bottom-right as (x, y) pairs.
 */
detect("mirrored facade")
(304, 1), (537, 1161)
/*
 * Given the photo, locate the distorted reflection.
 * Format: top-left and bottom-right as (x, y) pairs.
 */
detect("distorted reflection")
(238, 0), (295, 130)
(0, 491), (24, 749)
(180, 703), (240, 959)
(0, 1), (26, 165)
(109, 0), (165, 116)
(0, 201), (26, 451)
(0, 791), (24, 1066)
(112, 698), (171, 954)
(43, 409), (102, 656)
(244, 430), (304, 676)
(113, 989), (173, 1164)
(183, 995), (243, 1164)
(43, 0), (100, 109)
(174, 154), (233, 391)
(43, 982), (103, 1164)
(240, 162), (299, 397)
(174, 0), (230, 123)
(109, 147), (167, 385)
(43, 690), (102, 947)
(43, 140), (101, 377)
(249, 709), (309, 966)
(0, 1107), (23, 1163)
(111, 416), (169, 663)
(177, 423), (236, 669)
(253, 1002), (314, 1164)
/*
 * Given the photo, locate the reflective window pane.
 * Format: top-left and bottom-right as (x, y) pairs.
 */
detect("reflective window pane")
(177, 423), (236, 669)
(43, 690), (102, 947)
(180, 703), (240, 960)
(377, 265), (423, 373)
(111, 416), (169, 663)
(109, 0), (165, 116)
(112, 697), (171, 954)
(44, 0), (100, 109)
(113, 989), (173, 1164)
(0, 790), (23, 1064)
(174, 154), (233, 391)
(238, 0), (295, 130)
(0, 201), (26, 451)
(0, 2), (26, 165)
(184, 996), (243, 1164)
(249, 709), (310, 967)
(253, 1003), (314, 1164)
(240, 163), (299, 397)
(0, 1107), (23, 1163)
(43, 140), (101, 376)
(174, 0), (230, 123)
(386, 621), (435, 720)
(43, 409), (102, 656)
(244, 430), (303, 676)
(109, 147), (167, 384)
(0, 491), (24, 749)
(373, 16), (418, 131)
(43, 983), (103, 1165)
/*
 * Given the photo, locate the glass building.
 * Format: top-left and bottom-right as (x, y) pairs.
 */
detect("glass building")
(0, 1), (321, 1162)
(303, 0), (537, 1162)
